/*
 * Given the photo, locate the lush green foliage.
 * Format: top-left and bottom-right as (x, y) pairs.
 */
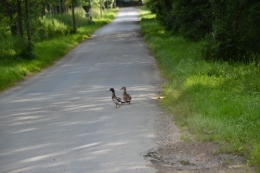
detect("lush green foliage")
(32, 8), (90, 42)
(0, 6), (110, 60)
(0, 0), (114, 60)
(140, 8), (260, 168)
(145, 0), (260, 62)
(0, 8), (117, 91)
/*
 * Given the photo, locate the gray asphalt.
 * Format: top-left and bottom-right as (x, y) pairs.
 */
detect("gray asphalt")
(0, 7), (163, 173)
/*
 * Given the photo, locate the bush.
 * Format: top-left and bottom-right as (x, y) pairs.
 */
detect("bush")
(146, 0), (260, 62)
(147, 0), (212, 41)
(32, 8), (89, 42)
(203, 1), (260, 62)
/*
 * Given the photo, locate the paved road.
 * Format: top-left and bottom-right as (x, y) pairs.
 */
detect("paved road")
(0, 7), (163, 173)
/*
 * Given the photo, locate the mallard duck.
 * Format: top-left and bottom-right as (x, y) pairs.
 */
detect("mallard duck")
(120, 87), (132, 104)
(109, 88), (125, 108)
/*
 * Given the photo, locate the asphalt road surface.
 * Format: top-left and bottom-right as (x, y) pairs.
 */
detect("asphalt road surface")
(0, 7), (164, 173)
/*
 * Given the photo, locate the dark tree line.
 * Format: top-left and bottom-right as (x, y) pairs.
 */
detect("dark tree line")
(1, 0), (43, 37)
(147, 0), (260, 62)
(0, 0), (83, 59)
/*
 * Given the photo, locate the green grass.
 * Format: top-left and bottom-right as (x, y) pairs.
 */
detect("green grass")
(0, 8), (118, 91)
(139, 7), (260, 168)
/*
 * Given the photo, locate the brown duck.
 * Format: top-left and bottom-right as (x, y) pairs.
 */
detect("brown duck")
(120, 87), (132, 104)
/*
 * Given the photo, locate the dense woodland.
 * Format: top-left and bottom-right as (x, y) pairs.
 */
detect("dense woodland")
(3, 0), (259, 62)
(0, 0), (115, 60)
(146, 0), (260, 62)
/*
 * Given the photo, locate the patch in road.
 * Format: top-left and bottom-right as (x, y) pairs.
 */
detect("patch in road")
(144, 114), (257, 173)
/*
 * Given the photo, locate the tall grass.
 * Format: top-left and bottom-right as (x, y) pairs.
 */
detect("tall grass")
(33, 7), (101, 41)
(0, 8), (118, 91)
(139, 7), (260, 168)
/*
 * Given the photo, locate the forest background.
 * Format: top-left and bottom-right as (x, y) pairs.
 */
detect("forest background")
(0, 0), (122, 90)
(0, 0), (259, 170)
(0, 0), (118, 60)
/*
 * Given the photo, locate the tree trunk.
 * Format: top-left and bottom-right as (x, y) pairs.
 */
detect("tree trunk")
(7, 8), (17, 36)
(17, 0), (23, 37)
(25, 0), (31, 42)
(100, 0), (102, 18)
(71, 0), (76, 33)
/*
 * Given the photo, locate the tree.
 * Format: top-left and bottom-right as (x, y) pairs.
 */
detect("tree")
(0, 0), (19, 36)
(146, 0), (260, 62)
(204, 0), (260, 61)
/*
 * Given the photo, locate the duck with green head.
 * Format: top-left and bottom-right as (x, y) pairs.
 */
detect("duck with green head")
(109, 88), (125, 108)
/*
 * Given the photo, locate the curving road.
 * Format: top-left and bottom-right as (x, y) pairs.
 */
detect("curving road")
(0, 7), (164, 173)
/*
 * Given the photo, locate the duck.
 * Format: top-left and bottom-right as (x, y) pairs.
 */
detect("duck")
(109, 88), (125, 108)
(120, 87), (132, 104)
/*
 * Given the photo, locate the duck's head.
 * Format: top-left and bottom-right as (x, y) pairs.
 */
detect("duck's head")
(109, 88), (115, 93)
(120, 87), (126, 90)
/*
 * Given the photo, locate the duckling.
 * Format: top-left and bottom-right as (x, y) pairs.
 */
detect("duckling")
(109, 88), (125, 108)
(120, 87), (132, 104)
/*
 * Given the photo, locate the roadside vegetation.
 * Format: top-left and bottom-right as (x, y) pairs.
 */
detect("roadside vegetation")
(139, 7), (260, 169)
(0, 1), (118, 91)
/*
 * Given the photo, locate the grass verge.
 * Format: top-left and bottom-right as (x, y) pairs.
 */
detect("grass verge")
(0, 8), (118, 91)
(139, 7), (260, 169)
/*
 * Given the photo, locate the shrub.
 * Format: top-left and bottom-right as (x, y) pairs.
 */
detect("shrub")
(146, 0), (260, 62)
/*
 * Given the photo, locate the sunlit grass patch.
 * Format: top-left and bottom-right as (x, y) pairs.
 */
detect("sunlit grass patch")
(252, 144), (260, 166)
